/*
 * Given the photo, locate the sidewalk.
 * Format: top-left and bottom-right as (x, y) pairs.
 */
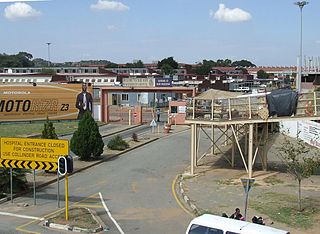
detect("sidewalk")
(178, 132), (320, 234)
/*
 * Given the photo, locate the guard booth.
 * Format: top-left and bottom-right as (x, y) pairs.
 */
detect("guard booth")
(168, 100), (187, 125)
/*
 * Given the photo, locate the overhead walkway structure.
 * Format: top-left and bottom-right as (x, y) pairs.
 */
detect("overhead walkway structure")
(185, 89), (320, 178)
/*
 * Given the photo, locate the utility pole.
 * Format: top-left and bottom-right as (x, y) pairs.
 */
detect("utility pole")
(46, 42), (51, 67)
(294, 1), (309, 93)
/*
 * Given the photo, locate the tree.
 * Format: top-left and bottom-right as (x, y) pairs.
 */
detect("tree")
(70, 111), (104, 161)
(33, 58), (49, 67)
(157, 57), (178, 69)
(125, 60), (144, 68)
(257, 69), (269, 79)
(40, 68), (56, 75)
(231, 60), (256, 67)
(160, 63), (176, 76)
(41, 117), (58, 139)
(0, 52), (34, 67)
(277, 134), (320, 211)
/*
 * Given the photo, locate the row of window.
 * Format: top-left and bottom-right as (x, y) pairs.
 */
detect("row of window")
(0, 78), (50, 83)
(0, 78), (116, 83)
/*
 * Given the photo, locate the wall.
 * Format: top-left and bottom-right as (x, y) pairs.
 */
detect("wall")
(280, 120), (320, 148)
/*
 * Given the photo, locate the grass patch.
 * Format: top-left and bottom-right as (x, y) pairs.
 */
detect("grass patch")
(250, 192), (319, 229)
(263, 175), (284, 185)
(0, 121), (105, 137)
(50, 207), (99, 229)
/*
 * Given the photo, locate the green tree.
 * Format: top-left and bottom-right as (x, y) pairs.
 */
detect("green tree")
(160, 63), (176, 76)
(231, 60), (256, 67)
(157, 57), (178, 69)
(70, 111), (104, 161)
(257, 69), (269, 79)
(0, 52), (34, 67)
(277, 134), (320, 211)
(41, 117), (58, 139)
(125, 60), (144, 68)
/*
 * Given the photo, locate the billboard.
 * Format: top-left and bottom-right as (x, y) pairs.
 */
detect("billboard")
(155, 77), (172, 87)
(0, 83), (92, 121)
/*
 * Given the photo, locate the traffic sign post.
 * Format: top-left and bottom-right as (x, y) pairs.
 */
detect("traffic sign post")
(241, 178), (255, 220)
(57, 156), (73, 221)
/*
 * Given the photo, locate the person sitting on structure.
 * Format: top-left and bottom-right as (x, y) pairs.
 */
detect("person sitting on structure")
(229, 208), (243, 220)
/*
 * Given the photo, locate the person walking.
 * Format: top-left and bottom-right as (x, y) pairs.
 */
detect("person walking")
(156, 108), (161, 122)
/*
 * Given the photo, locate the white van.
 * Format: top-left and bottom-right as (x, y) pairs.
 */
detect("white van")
(185, 214), (289, 234)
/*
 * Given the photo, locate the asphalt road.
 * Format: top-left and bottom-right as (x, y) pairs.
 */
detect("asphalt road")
(0, 127), (215, 234)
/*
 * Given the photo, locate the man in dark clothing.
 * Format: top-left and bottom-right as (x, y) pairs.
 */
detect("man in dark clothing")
(76, 83), (93, 119)
(229, 208), (243, 220)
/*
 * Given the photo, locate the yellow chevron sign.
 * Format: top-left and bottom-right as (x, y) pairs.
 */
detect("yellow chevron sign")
(0, 138), (69, 166)
(0, 159), (58, 171)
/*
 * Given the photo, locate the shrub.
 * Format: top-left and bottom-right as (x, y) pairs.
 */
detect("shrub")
(70, 111), (104, 160)
(107, 135), (129, 151)
(132, 133), (138, 142)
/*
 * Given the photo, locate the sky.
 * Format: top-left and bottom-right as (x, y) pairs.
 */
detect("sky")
(0, 0), (319, 66)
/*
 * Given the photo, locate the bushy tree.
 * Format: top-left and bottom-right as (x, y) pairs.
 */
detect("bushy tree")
(41, 117), (58, 139)
(70, 111), (104, 160)
(257, 69), (269, 79)
(157, 57), (178, 69)
(277, 134), (320, 211)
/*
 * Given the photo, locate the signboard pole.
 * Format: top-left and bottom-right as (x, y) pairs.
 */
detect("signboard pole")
(244, 180), (249, 220)
(65, 174), (69, 221)
(57, 172), (60, 208)
(10, 168), (13, 203)
(33, 170), (36, 205)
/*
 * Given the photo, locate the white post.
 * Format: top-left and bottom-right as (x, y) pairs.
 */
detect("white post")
(128, 109), (132, 126)
(191, 124), (195, 175)
(248, 124), (254, 179)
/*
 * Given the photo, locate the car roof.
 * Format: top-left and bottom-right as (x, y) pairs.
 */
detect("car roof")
(189, 214), (289, 234)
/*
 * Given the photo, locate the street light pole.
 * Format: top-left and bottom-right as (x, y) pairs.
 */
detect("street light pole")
(294, 1), (308, 93)
(46, 42), (51, 67)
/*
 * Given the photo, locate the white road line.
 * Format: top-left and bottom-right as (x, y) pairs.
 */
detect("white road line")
(0, 211), (44, 221)
(99, 192), (125, 234)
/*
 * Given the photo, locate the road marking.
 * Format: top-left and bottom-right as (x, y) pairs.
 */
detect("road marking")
(76, 204), (104, 209)
(16, 193), (100, 234)
(131, 181), (138, 193)
(0, 211), (44, 221)
(171, 175), (194, 217)
(99, 192), (125, 234)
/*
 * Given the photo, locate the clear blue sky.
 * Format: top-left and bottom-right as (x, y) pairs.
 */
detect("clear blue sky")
(0, 0), (319, 66)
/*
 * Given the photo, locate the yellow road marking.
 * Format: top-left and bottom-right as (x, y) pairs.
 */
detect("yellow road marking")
(171, 175), (194, 217)
(75, 204), (104, 209)
(16, 192), (100, 233)
(131, 181), (137, 193)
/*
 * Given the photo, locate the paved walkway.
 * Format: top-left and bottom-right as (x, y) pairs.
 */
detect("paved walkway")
(178, 132), (320, 234)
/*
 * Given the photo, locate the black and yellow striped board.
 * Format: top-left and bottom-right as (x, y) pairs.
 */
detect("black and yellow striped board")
(0, 159), (58, 171)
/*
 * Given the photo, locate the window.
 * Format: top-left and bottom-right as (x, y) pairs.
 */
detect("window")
(121, 94), (129, 101)
(91, 79), (96, 83)
(188, 224), (223, 234)
(97, 79), (101, 82)
(104, 79), (108, 82)
(85, 79), (89, 82)
(110, 79), (114, 82)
